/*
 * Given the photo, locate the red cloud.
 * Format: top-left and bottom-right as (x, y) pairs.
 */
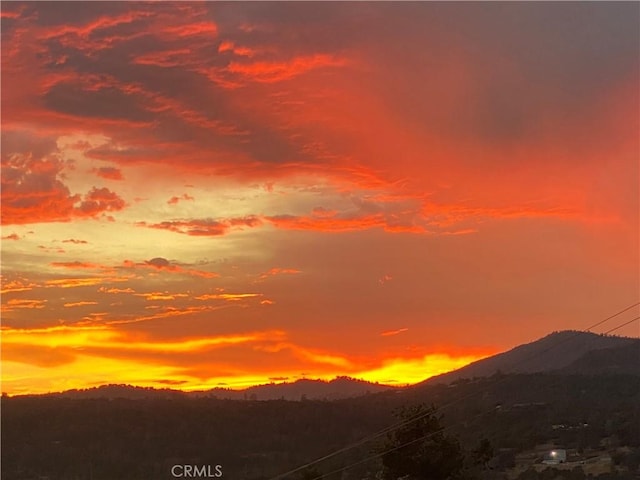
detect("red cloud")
(1, 233), (21, 240)
(1, 154), (79, 225)
(50, 261), (112, 272)
(139, 216), (262, 236)
(93, 166), (124, 181)
(41, 10), (153, 56)
(62, 239), (89, 244)
(0, 10), (21, 19)
(218, 40), (257, 58)
(167, 194), (194, 205)
(123, 257), (218, 279)
(227, 54), (346, 83)
(164, 21), (218, 38)
(1, 152), (126, 225)
(258, 268), (302, 280)
(134, 48), (193, 68)
(264, 212), (421, 233)
(74, 187), (126, 217)
(0, 278), (39, 294)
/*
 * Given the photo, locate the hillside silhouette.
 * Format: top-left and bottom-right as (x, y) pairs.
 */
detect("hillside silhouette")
(423, 331), (638, 385)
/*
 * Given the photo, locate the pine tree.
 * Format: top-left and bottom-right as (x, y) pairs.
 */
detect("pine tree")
(379, 404), (464, 480)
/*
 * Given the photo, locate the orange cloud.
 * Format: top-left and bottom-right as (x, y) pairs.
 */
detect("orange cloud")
(134, 292), (189, 301)
(380, 328), (408, 337)
(227, 54), (346, 83)
(92, 166), (124, 181)
(258, 267), (302, 280)
(167, 193), (194, 205)
(1, 152), (126, 225)
(63, 301), (99, 308)
(163, 21), (218, 38)
(134, 48), (194, 68)
(74, 187), (126, 217)
(98, 287), (135, 294)
(104, 304), (230, 326)
(1, 233), (21, 240)
(123, 257), (218, 279)
(42, 11), (152, 43)
(2, 298), (47, 310)
(50, 261), (113, 271)
(195, 293), (262, 302)
(45, 277), (129, 289)
(218, 40), (257, 57)
(0, 278), (39, 294)
(265, 212), (418, 233)
(139, 217), (262, 236)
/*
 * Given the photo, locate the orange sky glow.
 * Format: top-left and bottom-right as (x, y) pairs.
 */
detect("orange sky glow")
(1, 2), (638, 395)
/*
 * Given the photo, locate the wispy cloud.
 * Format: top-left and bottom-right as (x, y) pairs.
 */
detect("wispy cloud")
(1, 2), (637, 394)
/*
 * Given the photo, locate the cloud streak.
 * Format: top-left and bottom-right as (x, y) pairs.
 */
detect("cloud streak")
(1, 2), (637, 395)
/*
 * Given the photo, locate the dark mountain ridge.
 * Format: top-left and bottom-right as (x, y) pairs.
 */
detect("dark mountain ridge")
(24, 376), (395, 401)
(424, 330), (639, 385)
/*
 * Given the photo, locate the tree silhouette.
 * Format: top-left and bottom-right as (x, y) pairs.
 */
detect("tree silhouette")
(379, 404), (464, 480)
(472, 438), (494, 470)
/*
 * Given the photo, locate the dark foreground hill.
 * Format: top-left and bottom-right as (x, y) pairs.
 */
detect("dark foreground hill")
(559, 341), (640, 375)
(424, 331), (639, 385)
(38, 376), (395, 401)
(3, 372), (639, 480)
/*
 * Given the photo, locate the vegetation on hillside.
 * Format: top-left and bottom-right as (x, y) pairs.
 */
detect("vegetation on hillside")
(2, 373), (639, 479)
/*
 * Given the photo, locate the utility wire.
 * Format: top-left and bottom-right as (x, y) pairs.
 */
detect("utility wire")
(584, 302), (639, 331)
(308, 411), (487, 480)
(603, 315), (639, 335)
(270, 302), (639, 480)
(305, 314), (640, 480)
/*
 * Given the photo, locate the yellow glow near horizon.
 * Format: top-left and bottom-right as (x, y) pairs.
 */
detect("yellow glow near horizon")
(1, 358), (179, 396)
(1, 332), (490, 395)
(1, 323), (492, 396)
(355, 353), (489, 386)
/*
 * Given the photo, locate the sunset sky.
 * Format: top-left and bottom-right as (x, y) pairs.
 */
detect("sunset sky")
(1, 2), (638, 395)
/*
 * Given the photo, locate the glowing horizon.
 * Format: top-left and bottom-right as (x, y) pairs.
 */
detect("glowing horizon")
(1, 351), (495, 397)
(1, 2), (638, 396)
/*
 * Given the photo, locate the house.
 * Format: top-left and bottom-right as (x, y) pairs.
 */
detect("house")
(542, 449), (567, 464)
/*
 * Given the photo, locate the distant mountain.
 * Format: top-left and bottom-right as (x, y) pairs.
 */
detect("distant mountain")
(48, 384), (186, 400)
(423, 330), (639, 385)
(207, 377), (395, 401)
(34, 376), (395, 401)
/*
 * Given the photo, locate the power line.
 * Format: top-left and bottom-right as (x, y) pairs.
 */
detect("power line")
(308, 411), (486, 480)
(585, 302), (639, 331)
(305, 314), (640, 480)
(603, 315), (639, 335)
(269, 301), (639, 480)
